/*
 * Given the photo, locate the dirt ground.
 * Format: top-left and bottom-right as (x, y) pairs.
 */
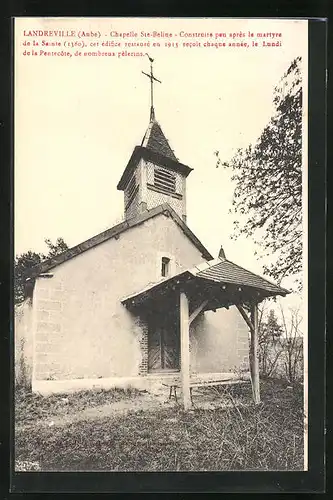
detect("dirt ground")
(16, 382), (254, 430)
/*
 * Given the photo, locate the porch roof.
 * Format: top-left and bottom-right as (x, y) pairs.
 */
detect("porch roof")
(121, 257), (290, 310)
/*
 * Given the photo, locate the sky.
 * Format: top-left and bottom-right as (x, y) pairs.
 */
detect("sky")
(14, 18), (308, 314)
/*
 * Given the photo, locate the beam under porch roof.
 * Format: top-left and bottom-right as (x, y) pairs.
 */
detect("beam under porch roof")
(121, 261), (287, 409)
(122, 274), (278, 314)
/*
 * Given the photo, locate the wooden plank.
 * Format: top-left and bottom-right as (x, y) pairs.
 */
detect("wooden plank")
(180, 291), (191, 410)
(154, 172), (176, 186)
(154, 177), (176, 190)
(189, 299), (209, 324)
(250, 302), (261, 404)
(163, 380), (250, 389)
(190, 380), (249, 388)
(236, 304), (254, 333)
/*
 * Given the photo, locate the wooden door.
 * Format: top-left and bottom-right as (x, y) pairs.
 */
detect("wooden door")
(162, 325), (179, 370)
(148, 325), (162, 371)
(148, 312), (179, 372)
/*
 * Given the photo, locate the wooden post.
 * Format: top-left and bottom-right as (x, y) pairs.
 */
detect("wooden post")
(250, 302), (260, 404)
(180, 291), (191, 410)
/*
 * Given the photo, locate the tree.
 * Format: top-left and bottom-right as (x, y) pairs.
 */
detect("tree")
(263, 309), (284, 341)
(257, 303), (303, 382)
(43, 237), (68, 258)
(278, 305), (303, 383)
(258, 307), (284, 377)
(14, 237), (68, 304)
(217, 57), (302, 289)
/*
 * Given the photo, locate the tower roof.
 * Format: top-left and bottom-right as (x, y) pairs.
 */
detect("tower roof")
(117, 56), (193, 192)
(117, 116), (192, 191)
(141, 119), (178, 161)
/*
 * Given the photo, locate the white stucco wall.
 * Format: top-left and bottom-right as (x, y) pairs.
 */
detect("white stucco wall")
(26, 211), (250, 386)
(124, 159), (186, 221)
(190, 307), (249, 374)
(31, 213), (206, 382)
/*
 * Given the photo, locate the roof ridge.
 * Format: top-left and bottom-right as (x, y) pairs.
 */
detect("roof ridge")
(27, 203), (213, 280)
(141, 119), (154, 147)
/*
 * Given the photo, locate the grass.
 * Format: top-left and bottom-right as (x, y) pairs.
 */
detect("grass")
(15, 379), (304, 471)
(14, 385), (140, 425)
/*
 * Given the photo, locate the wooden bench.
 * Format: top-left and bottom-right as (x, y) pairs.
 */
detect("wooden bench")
(163, 379), (250, 405)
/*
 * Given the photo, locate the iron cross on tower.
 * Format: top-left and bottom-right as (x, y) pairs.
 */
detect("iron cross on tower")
(142, 53), (161, 121)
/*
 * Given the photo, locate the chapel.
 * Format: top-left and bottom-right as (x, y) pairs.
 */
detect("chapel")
(15, 58), (288, 407)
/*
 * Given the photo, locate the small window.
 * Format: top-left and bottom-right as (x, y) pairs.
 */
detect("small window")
(161, 257), (170, 277)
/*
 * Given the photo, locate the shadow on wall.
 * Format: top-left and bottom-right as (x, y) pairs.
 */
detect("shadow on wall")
(190, 311), (238, 374)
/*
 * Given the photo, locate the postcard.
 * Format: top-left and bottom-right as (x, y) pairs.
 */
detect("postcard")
(14, 17), (310, 478)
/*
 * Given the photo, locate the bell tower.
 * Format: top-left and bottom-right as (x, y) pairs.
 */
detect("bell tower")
(116, 56), (193, 223)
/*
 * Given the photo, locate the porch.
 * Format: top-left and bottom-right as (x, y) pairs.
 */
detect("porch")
(122, 255), (289, 409)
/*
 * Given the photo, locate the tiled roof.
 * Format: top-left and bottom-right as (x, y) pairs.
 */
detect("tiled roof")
(195, 259), (289, 294)
(122, 257), (289, 306)
(143, 120), (177, 161)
